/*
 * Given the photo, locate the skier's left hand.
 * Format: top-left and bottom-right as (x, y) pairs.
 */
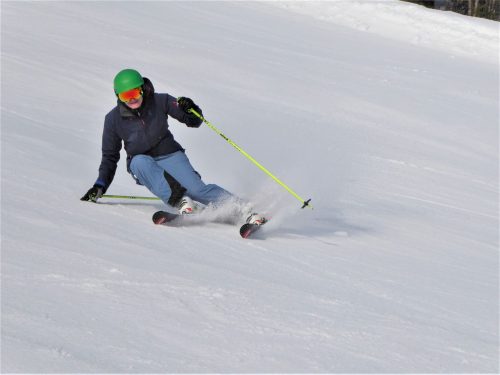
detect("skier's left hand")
(178, 97), (200, 114)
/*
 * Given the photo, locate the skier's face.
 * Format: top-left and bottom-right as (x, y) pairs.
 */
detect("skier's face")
(125, 95), (143, 109)
(118, 87), (143, 109)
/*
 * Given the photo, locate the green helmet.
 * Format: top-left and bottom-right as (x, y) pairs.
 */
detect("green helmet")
(113, 69), (144, 94)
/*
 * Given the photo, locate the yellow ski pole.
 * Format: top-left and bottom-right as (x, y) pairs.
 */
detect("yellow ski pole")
(102, 195), (160, 200)
(189, 109), (312, 209)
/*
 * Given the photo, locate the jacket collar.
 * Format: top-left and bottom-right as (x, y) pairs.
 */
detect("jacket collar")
(118, 101), (139, 117)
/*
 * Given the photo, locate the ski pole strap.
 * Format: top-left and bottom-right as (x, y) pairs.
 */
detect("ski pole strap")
(102, 195), (161, 200)
(189, 109), (313, 210)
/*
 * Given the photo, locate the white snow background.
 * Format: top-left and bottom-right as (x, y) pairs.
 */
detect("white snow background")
(1, 0), (499, 372)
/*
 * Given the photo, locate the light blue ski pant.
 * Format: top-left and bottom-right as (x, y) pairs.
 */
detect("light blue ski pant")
(129, 151), (235, 207)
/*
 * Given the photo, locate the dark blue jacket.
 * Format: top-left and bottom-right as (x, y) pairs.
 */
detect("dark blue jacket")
(95, 78), (202, 191)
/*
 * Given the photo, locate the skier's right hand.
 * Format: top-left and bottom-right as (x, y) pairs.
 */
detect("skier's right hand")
(81, 184), (103, 202)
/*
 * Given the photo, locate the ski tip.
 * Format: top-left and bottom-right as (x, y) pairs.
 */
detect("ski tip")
(241, 229), (251, 238)
(239, 223), (263, 239)
(153, 217), (167, 225)
(152, 210), (175, 225)
(152, 212), (165, 224)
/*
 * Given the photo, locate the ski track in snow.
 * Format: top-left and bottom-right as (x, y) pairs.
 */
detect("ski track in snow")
(1, 1), (498, 373)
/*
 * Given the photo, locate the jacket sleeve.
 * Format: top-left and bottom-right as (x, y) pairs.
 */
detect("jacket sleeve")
(163, 93), (203, 128)
(95, 113), (122, 192)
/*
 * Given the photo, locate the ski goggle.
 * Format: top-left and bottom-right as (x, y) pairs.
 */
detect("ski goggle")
(117, 87), (143, 102)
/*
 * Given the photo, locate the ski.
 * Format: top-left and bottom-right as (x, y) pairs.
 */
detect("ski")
(154, 210), (268, 239)
(152, 210), (181, 225)
(239, 222), (266, 239)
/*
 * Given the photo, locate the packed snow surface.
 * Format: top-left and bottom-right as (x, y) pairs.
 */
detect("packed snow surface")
(1, 1), (498, 372)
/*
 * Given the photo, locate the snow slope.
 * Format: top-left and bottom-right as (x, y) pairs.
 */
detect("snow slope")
(270, 0), (499, 63)
(1, 1), (498, 372)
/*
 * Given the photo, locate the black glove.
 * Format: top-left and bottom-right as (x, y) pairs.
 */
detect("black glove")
(177, 97), (201, 114)
(81, 184), (104, 202)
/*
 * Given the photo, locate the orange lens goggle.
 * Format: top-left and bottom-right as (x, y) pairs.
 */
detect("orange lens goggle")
(118, 87), (143, 102)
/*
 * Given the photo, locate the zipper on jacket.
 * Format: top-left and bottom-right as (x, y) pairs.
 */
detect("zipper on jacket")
(135, 110), (146, 127)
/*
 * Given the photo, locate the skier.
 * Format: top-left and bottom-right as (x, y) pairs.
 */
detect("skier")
(81, 68), (265, 226)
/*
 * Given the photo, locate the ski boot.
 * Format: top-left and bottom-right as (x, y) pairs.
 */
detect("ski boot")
(177, 196), (196, 215)
(245, 213), (267, 225)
